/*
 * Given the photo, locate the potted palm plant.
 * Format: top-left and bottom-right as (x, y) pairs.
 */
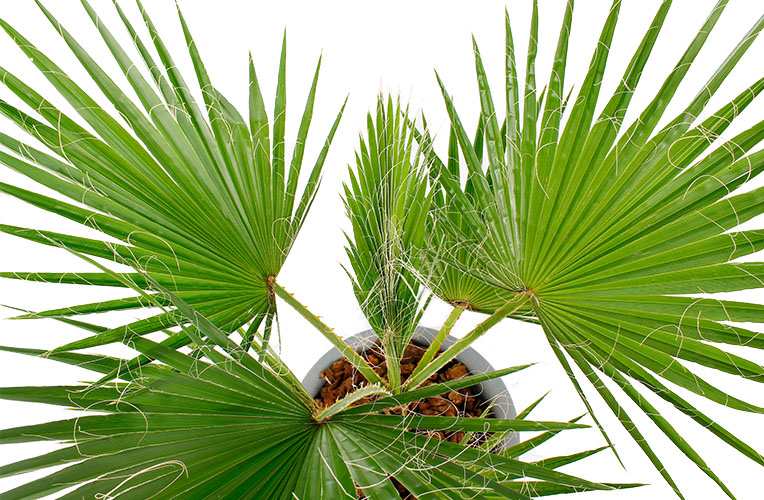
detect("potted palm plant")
(1, 0), (762, 499)
(0, 2), (615, 498)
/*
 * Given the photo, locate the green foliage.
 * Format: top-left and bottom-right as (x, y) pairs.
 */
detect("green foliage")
(2, 0), (762, 498)
(0, 0), (345, 358)
(344, 97), (432, 391)
(420, 0), (764, 498)
(0, 1), (619, 499)
(0, 285), (614, 499)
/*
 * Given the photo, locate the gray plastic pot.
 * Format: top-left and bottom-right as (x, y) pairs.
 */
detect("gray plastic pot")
(302, 326), (518, 447)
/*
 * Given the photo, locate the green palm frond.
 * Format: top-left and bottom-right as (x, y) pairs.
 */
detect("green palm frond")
(344, 96), (432, 392)
(420, 0), (764, 498)
(0, 284), (626, 499)
(0, 0), (345, 359)
(416, 123), (536, 320)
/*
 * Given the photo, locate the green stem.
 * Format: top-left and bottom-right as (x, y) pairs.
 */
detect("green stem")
(314, 384), (390, 421)
(272, 280), (386, 387)
(258, 311), (274, 362)
(403, 293), (530, 391)
(408, 306), (464, 383)
(383, 329), (402, 394)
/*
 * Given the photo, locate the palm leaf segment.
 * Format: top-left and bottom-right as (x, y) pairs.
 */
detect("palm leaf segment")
(0, 286), (627, 499)
(421, 0), (764, 498)
(0, 0), (345, 356)
(344, 96), (432, 392)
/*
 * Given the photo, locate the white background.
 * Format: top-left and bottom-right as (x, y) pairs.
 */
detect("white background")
(1, 0), (764, 498)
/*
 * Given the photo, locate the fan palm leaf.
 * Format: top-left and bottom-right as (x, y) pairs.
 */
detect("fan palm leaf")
(343, 96), (432, 392)
(419, 0), (764, 498)
(0, 282), (623, 499)
(0, 0), (345, 360)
